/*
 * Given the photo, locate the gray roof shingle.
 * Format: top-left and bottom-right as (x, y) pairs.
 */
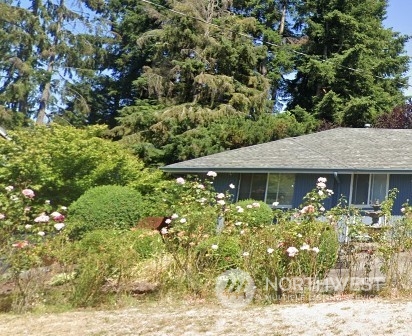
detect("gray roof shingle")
(161, 128), (412, 173)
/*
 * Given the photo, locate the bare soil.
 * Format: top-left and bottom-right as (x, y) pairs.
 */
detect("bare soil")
(0, 297), (411, 336)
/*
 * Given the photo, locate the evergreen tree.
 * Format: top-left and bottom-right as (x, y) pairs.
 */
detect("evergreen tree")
(106, 0), (306, 166)
(0, 0), (103, 125)
(286, 0), (409, 127)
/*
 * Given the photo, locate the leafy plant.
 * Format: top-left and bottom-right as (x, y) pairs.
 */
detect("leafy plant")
(67, 185), (148, 239)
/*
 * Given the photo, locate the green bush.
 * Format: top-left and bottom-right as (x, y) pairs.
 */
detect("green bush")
(68, 228), (164, 307)
(67, 185), (147, 239)
(0, 125), (163, 206)
(228, 199), (274, 227)
(195, 235), (242, 272)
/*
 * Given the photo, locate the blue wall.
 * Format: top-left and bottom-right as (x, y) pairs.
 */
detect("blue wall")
(389, 174), (412, 215)
(213, 173), (240, 200)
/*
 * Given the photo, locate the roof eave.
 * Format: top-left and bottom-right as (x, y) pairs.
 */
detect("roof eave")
(161, 167), (412, 174)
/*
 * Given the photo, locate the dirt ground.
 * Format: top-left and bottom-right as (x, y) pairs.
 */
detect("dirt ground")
(0, 297), (411, 336)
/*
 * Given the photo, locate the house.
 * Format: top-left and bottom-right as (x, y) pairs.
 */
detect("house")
(162, 128), (412, 215)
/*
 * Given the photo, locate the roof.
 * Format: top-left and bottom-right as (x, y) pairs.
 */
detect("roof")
(161, 128), (412, 174)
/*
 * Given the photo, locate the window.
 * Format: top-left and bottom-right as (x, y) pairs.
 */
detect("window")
(238, 174), (266, 201)
(237, 173), (295, 206)
(352, 174), (388, 206)
(266, 174), (295, 206)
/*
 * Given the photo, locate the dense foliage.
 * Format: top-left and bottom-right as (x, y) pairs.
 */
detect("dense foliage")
(287, 0), (409, 127)
(0, 125), (162, 205)
(67, 185), (148, 239)
(1, 0), (409, 167)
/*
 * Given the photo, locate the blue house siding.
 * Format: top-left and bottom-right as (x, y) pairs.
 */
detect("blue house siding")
(389, 174), (412, 215)
(333, 174), (351, 207)
(292, 174), (334, 209)
(291, 173), (352, 210)
(213, 173), (240, 199)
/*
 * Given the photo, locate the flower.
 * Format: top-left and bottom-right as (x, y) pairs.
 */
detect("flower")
(54, 223), (65, 231)
(179, 218), (187, 223)
(312, 247), (320, 253)
(246, 204), (253, 209)
(242, 252), (249, 257)
(286, 246), (299, 257)
(240, 230), (245, 235)
(319, 206), (325, 212)
(316, 182), (326, 189)
(207, 171), (217, 177)
(216, 193), (225, 199)
(12, 240), (29, 248)
(326, 189), (334, 196)
(318, 190), (324, 196)
(38, 231), (45, 237)
(229, 183), (235, 189)
(198, 197), (207, 204)
(301, 205), (315, 214)
(401, 207), (406, 213)
(252, 202), (260, 208)
(22, 188), (35, 198)
(211, 244), (218, 250)
(267, 248), (274, 254)
(272, 201), (279, 207)
(317, 177), (327, 183)
(217, 200), (225, 205)
(165, 218), (172, 224)
(5, 186), (13, 192)
(50, 211), (65, 222)
(161, 227), (168, 235)
(25, 224), (32, 229)
(297, 233), (303, 238)
(0, 214), (4, 220)
(61, 206), (67, 211)
(235, 221), (242, 226)
(300, 243), (310, 251)
(34, 214), (50, 223)
(176, 177), (185, 184)
(171, 213), (179, 219)
(237, 207), (244, 213)
(195, 184), (205, 189)
(45, 200), (50, 205)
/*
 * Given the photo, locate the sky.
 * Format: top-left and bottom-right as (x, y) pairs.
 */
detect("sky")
(384, 0), (412, 96)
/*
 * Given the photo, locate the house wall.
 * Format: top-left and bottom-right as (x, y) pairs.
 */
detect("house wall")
(213, 173), (240, 200)
(389, 174), (412, 215)
(201, 172), (410, 215)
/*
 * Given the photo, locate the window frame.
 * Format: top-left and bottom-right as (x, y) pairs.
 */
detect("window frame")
(237, 173), (295, 208)
(350, 173), (389, 207)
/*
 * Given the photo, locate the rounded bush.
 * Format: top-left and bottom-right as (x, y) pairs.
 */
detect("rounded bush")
(67, 185), (147, 239)
(229, 199), (274, 227)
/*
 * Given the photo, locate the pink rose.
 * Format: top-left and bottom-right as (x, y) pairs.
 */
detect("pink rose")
(22, 189), (35, 198)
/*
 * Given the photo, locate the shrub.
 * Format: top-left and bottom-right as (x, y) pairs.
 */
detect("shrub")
(68, 228), (164, 307)
(0, 124), (163, 205)
(67, 185), (147, 239)
(195, 235), (242, 272)
(227, 199), (274, 228)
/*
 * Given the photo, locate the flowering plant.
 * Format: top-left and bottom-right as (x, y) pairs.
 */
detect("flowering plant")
(0, 185), (67, 271)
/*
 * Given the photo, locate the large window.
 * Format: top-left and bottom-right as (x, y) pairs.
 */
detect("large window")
(266, 174), (295, 206)
(352, 174), (388, 205)
(238, 173), (295, 206)
(238, 174), (266, 201)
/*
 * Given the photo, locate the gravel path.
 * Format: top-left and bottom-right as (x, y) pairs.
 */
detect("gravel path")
(0, 298), (411, 336)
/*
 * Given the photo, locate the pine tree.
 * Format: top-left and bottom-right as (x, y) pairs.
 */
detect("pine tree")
(0, 1), (103, 125)
(286, 0), (409, 127)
